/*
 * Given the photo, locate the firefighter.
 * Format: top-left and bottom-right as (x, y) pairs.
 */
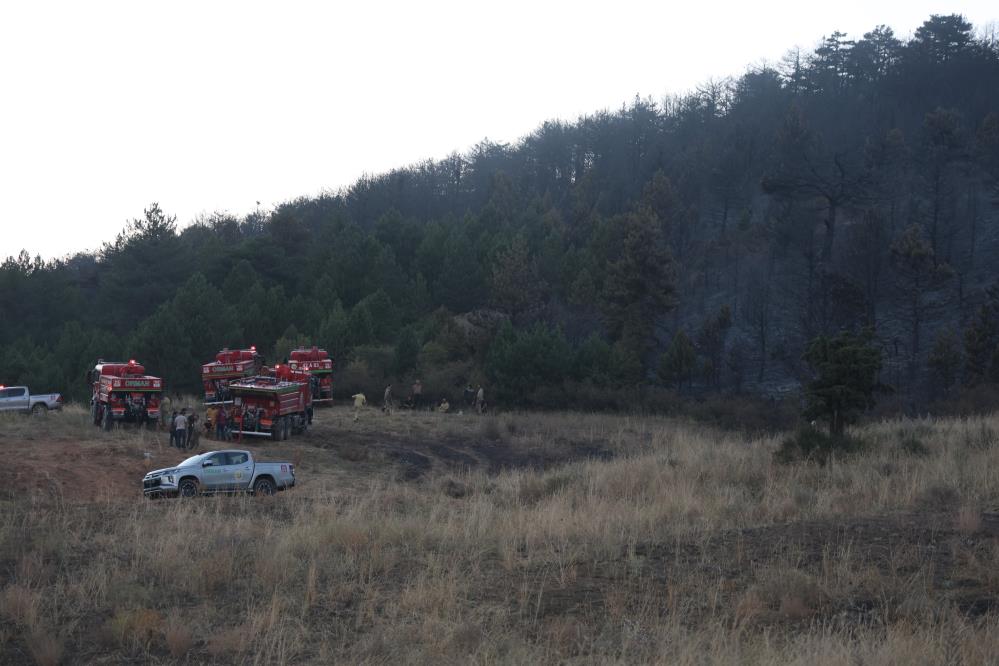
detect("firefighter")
(351, 392), (366, 421)
(475, 385), (485, 414)
(438, 397), (450, 413)
(186, 411), (199, 449)
(169, 411), (178, 447)
(206, 405), (218, 438)
(160, 395), (172, 430)
(382, 385), (393, 413)
(463, 384), (475, 407)
(174, 410), (188, 449)
(411, 379), (423, 410)
(216, 406), (228, 441)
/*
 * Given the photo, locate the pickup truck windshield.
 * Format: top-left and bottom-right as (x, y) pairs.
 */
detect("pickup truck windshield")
(179, 453), (208, 466)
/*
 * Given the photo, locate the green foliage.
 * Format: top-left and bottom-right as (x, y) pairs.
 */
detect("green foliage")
(3, 17), (999, 411)
(600, 209), (676, 355)
(963, 285), (999, 386)
(775, 427), (865, 465)
(697, 305), (732, 388)
(928, 328), (962, 395)
(317, 300), (352, 367)
(273, 325), (310, 364)
(658, 330), (696, 389)
(802, 329), (889, 436)
(125, 273), (241, 393)
(393, 328), (420, 376)
(485, 321), (574, 405)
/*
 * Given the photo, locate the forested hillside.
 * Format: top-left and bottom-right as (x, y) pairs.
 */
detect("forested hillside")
(3, 14), (999, 412)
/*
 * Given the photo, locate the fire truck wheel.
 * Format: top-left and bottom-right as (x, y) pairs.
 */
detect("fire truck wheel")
(253, 477), (276, 496)
(271, 423), (282, 441)
(91, 402), (99, 425)
(102, 408), (113, 431)
(282, 417), (291, 440)
(178, 478), (199, 498)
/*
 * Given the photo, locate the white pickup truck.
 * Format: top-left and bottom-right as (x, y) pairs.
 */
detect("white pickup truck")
(142, 449), (296, 498)
(0, 386), (63, 414)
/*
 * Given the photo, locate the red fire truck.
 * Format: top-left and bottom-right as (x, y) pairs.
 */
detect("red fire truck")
(201, 347), (264, 405)
(228, 365), (312, 441)
(287, 346), (333, 403)
(88, 359), (163, 430)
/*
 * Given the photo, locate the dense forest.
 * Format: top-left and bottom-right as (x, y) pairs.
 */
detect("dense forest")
(3, 14), (999, 415)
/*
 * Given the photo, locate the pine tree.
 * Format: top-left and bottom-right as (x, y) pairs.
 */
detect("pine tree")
(802, 329), (888, 436)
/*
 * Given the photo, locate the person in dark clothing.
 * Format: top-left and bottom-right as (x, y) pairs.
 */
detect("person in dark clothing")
(186, 412), (199, 449)
(169, 411), (178, 447)
(216, 407), (227, 441)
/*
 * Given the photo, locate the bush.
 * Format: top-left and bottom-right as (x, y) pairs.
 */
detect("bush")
(899, 436), (929, 456)
(775, 427), (865, 465)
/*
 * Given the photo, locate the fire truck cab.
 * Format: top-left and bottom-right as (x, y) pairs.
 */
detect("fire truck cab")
(288, 346), (333, 403)
(88, 359), (163, 430)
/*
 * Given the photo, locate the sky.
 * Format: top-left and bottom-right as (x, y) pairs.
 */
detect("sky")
(1, 1), (996, 261)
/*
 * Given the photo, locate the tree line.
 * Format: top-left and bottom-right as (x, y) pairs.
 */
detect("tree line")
(2, 14), (998, 414)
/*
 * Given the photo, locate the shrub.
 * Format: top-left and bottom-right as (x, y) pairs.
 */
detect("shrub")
(899, 436), (929, 456)
(775, 427), (865, 465)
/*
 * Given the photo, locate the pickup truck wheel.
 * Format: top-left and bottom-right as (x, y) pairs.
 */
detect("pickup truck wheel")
(178, 478), (199, 498)
(253, 477), (276, 496)
(31, 404), (47, 416)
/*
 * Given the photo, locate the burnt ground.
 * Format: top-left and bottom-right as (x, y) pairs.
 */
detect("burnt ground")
(466, 511), (999, 633)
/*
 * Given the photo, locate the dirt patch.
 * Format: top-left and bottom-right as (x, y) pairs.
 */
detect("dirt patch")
(2, 437), (156, 503)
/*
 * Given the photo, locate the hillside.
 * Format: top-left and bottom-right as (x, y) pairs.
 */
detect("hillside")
(2, 14), (999, 411)
(3, 407), (999, 662)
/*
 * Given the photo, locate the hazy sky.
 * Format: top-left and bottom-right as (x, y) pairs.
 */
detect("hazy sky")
(1, 1), (995, 260)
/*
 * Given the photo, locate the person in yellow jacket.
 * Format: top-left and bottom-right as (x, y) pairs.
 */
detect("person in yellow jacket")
(206, 405), (219, 438)
(351, 393), (366, 421)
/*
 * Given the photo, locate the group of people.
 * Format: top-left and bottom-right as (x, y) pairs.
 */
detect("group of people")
(464, 384), (486, 413)
(168, 408), (198, 449)
(350, 381), (487, 421)
(164, 404), (237, 449)
(205, 404), (234, 441)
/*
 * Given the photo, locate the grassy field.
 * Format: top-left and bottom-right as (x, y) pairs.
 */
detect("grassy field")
(2, 404), (999, 664)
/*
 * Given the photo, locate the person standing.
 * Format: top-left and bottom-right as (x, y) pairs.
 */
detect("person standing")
(174, 410), (188, 449)
(160, 395), (173, 431)
(169, 410), (178, 447)
(382, 385), (393, 413)
(475, 385), (485, 414)
(351, 393), (366, 421)
(186, 411), (199, 449)
(411, 379), (423, 410)
(206, 405), (218, 439)
(216, 407), (228, 441)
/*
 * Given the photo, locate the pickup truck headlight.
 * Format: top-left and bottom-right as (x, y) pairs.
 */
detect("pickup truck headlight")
(165, 475), (175, 484)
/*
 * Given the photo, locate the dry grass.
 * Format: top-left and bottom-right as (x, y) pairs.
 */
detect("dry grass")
(2, 407), (999, 663)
